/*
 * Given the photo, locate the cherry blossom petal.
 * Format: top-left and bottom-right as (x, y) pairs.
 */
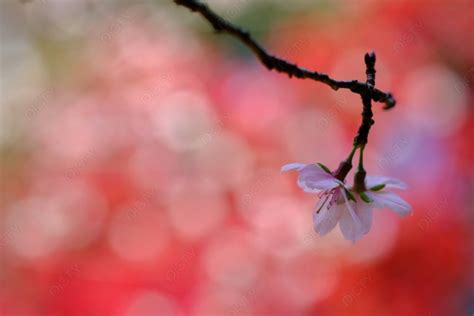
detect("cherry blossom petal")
(354, 200), (373, 234)
(339, 208), (362, 242)
(281, 163), (307, 172)
(297, 164), (341, 193)
(313, 197), (343, 236)
(365, 175), (407, 190)
(339, 194), (364, 242)
(366, 191), (412, 216)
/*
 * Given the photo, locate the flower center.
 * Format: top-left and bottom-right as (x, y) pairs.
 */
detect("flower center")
(316, 188), (340, 214)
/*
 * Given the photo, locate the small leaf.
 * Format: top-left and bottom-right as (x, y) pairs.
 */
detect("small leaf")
(344, 188), (356, 201)
(317, 163), (332, 174)
(359, 192), (373, 203)
(370, 184), (386, 192)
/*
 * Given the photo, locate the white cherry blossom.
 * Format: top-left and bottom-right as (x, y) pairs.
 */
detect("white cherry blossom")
(282, 163), (371, 242)
(282, 164), (411, 242)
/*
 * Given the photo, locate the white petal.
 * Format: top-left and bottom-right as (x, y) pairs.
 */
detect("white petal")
(281, 163), (307, 172)
(364, 191), (384, 209)
(355, 200), (373, 234)
(297, 164), (341, 193)
(367, 191), (412, 216)
(339, 194), (366, 242)
(365, 175), (407, 190)
(313, 198), (343, 236)
(339, 209), (362, 243)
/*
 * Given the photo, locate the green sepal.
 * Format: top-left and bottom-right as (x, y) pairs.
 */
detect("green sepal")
(344, 188), (356, 202)
(370, 184), (386, 192)
(316, 163), (332, 174)
(359, 192), (373, 203)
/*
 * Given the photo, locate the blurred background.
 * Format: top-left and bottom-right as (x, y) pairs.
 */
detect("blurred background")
(1, 0), (473, 315)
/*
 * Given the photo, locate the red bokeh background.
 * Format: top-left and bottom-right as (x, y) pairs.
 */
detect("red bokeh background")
(1, 0), (473, 315)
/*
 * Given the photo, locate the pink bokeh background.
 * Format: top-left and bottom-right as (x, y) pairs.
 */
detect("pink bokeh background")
(1, 0), (473, 315)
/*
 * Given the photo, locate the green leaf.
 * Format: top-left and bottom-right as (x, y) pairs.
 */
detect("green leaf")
(344, 188), (356, 202)
(359, 192), (373, 203)
(316, 163), (332, 174)
(370, 184), (386, 192)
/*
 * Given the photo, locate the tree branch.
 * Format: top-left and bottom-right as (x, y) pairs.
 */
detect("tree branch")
(354, 52), (376, 147)
(174, 0), (396, 110)
(352, 52), (377, 191)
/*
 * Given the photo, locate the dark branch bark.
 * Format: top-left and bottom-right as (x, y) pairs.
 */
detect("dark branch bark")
(354, 52), (376, 147)
(174, 0), (396, 110)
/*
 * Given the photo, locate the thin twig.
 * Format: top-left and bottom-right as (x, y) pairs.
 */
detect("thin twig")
(174, 0), (396, 109)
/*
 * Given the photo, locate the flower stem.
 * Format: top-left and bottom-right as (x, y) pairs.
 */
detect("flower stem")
(347, 145), (358, 163)
(333, 145), (358, 181)
(353, 145), (367, 192)
(358, 145), (365, 171)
